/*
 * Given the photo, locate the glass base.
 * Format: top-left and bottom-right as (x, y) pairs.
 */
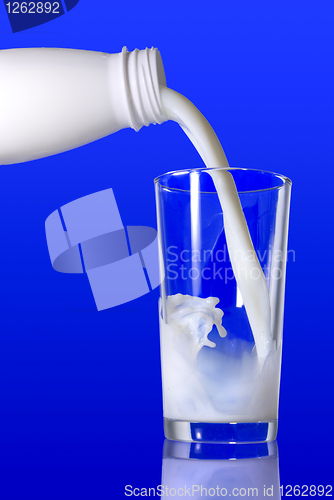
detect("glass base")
(163, 438), (278, 460)
(164, 419), (277, 443)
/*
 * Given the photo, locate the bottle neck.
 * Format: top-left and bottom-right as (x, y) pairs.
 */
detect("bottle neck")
(122, 47), (167, 131)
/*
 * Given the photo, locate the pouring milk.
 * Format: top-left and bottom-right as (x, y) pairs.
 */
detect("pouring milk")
(0, 46), (272, 360)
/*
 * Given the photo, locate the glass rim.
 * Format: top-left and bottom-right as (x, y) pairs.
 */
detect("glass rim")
(154, 167), (292, 194)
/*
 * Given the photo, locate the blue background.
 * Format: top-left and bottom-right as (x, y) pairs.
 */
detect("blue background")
(0, 1), (333, 498)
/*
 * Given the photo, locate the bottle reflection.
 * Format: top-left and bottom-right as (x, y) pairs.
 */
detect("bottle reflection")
(162, 440), (280, 499)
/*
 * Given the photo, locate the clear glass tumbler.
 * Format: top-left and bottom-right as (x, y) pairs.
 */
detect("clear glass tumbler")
(155, 168), (292, 443)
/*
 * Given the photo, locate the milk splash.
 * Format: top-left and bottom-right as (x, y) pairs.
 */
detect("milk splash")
(165, 294), (227, 356)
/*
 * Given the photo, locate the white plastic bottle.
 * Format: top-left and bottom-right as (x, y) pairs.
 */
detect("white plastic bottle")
(0, 46), (167, 165)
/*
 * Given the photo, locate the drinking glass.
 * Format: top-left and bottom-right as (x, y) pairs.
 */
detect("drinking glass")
(155, 168), (292, 443)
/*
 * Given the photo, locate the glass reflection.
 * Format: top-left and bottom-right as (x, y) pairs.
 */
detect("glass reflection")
(162, 439), (280, 499)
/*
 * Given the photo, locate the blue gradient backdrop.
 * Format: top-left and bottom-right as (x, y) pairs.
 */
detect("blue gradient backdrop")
(0, 2), (333, 498)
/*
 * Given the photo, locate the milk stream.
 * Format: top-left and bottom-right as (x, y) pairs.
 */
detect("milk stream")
(160, 86), (272, 359)
(158, 87), (279, 422)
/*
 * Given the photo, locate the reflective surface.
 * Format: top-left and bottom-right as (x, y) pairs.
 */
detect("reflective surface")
(162, 439), (281, 499)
